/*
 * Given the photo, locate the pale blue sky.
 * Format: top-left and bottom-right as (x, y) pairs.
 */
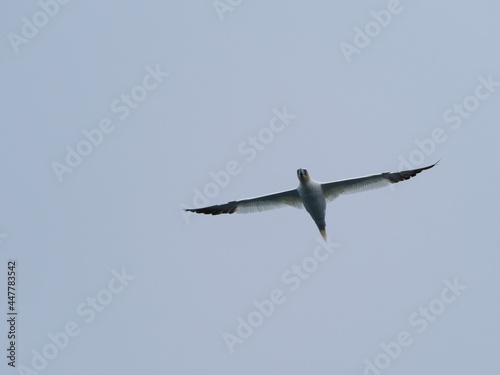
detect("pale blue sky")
(1, 1), (499, 374)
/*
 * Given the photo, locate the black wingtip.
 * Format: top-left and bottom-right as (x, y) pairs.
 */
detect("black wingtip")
(183, 206), (237, 215)
(385, 161), (439, 184)
(422, 160), (439, 170)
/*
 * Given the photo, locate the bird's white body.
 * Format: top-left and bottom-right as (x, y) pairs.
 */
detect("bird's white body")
(297, 172), (327, 239)
(186, 163), (437, 239)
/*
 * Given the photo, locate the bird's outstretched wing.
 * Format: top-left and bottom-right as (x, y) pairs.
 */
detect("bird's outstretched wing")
(321, 162), (438, 202)
(185, 189), (302, 215)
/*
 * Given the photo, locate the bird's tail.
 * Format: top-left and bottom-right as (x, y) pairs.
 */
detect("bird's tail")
(319, 228), (327, 241)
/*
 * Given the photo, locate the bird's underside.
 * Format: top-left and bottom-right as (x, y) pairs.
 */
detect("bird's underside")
(185, 162), (438, 239)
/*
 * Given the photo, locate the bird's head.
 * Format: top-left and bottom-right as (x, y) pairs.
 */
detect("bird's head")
(297, 168), (310, 183)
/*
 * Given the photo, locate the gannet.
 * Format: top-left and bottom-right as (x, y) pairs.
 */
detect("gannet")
(185, 162), (437, 239)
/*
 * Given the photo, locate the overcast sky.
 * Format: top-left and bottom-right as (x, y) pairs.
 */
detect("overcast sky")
(1, 1), (499, 374)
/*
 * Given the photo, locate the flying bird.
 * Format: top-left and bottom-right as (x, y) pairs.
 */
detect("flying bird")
(185, 162), (437, 240)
